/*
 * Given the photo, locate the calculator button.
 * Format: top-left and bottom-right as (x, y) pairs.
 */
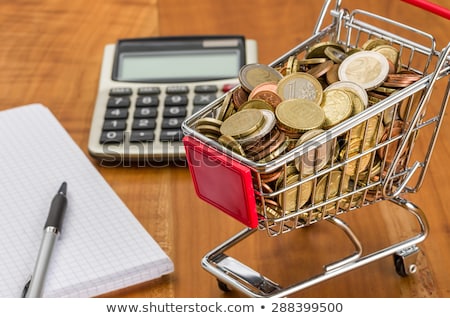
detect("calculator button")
(134, 107), (157, 118)
(109, 87), (132, 96)
(162, 118), (183, 129)
(100, 131), (124, 144)
(160, 130), (183, 142)
(222, 83), (238, 92)
(105, 108), (128, 119)
(130, 130), (155, 142)
(163, 106), (187, 118)
(103, 119), (127, 130)
(136, 95), (159, 107)
(164, 95), (188, 106)
(194, 85), (218, 93)
(193, 106), (205, 114)
(166, 85), (189, 94)
(138, 87), (161, 95)
(107, 96), (131, 108)
(193, 94), (217, 106)
(132, 118), (156, 130)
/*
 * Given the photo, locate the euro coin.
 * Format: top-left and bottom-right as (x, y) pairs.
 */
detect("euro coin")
(237, 109), (276, 146)
(371, 44), (399, 69)
(324, 46), (348, 63)
(338, 51), (390, 90)
(276, 99), (325, 133)
(276, 72), (323, 104)
(307, 60), (335, 78)
(238, 99), (273, 112)
(294, 129), (332, 175)
(220, 108), (265, 138)
(239, 63), (283, 93)
(361, 38), (390, 50)
(218, 134), (246, 157)
(314, 171), (349, 212)
(325, 80), (368, 107)
(320, 89), (353, 128)
(278, 174), (313, 212)
(306, 42), (345, 59)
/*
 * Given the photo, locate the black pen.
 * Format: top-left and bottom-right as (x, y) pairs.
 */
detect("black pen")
(22, 182), (68, 298)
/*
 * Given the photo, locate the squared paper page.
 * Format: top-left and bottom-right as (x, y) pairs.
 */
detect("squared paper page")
(0, 104), (173, 298)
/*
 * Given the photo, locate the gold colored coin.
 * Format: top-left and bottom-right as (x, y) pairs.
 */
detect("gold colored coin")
(324, 46), (348, 63)
(276, 99), (325, 133)
(196, 124), (221, 136)
(306, 42), (344, 58)
(285, 55), (296, 74)
(361, 38), (390, 50)
(325, 80), (368, 107)
(195, 117), (223, 128)
(338, 51), (390, 90)
(238, 109), (276, 146)
(276, 72), (323, 104)
(278, 174), (313, 212)
(341, 138), (373, 176)
(346, 90), (365, 115)
(239, 63), (283, 93)
(298, 58), (328, 65)
(371, 44), (399, 70)
(238, 99), (273, 112)
(275, 164), (298, 190)
(294, 129), (332, 175)
(320, 89), (353, 128)
(314, 171), (349, 212)
(326, 64), (340, 84)
(220, 109), (265, 138)
(216, 92), (233, 121)
(349, 115), (383, 147)
(218, 134), (246, 157)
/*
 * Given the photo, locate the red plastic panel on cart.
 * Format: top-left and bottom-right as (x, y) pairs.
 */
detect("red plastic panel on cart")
(183, 136), (258, 228)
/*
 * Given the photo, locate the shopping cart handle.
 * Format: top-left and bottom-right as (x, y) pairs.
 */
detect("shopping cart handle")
(401, 0), (450, 19)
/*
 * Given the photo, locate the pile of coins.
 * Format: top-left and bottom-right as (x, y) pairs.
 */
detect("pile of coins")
(193, 38), (423, 220)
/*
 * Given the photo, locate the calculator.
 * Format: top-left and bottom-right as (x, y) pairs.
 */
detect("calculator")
(87, 35), (258, 164)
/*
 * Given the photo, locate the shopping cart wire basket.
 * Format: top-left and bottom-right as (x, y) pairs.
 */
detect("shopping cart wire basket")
(182, 0), (450, 297)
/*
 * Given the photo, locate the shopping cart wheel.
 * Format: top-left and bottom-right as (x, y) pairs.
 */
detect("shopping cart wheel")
(393, 246), (420, 277)
(217, 279), (232, 292)
(394, 254), (408, 277)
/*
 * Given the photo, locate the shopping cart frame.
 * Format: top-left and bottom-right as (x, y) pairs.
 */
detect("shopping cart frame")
(182, 0), (450, 297)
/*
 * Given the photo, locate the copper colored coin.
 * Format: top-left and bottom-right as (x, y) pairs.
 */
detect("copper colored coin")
(248, 131), (286, 161)
(307, 60), (335, 78)
(260, 169), (283, 183)
(245, 128), (281, 154)
(251, 90), (282, 108)
(232, 86), (249, 109)
(377, 124), (406, 164)
(249, 81), (278, 98)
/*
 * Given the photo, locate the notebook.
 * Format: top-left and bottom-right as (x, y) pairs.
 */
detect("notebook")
(0, 104), (174, 298)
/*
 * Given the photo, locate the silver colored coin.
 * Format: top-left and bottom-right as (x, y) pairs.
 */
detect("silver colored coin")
(338, 51), (390, 90)
(239, 63), (283, 92)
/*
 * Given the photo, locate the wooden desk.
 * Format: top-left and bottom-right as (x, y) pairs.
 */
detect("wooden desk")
(1, 0), (449, 298)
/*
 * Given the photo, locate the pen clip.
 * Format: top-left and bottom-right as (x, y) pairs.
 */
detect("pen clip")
(21, 275), (32, 298)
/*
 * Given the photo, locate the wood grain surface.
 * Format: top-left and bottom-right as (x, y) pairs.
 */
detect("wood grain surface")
(0, 0), (449, 298)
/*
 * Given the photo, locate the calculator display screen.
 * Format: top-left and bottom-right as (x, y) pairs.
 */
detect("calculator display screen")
(117, 49), (241, 82)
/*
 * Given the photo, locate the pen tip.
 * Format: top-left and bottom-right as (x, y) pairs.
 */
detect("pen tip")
(58, 182), (67, 195)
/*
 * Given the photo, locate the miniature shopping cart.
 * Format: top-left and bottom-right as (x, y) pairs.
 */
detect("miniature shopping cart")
(181, 0), (450, 297)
